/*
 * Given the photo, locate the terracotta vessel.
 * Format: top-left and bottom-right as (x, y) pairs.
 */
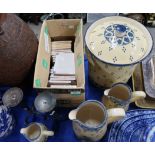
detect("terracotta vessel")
(0, 13), (38, 85)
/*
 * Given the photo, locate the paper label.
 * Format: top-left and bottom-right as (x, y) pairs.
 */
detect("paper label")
(42, 58), (48, 69)
(35, 79), (41, 87)
(44, 27), (49, 53)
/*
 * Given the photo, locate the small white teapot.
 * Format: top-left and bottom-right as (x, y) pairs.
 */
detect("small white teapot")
(20, 122), (54, 142)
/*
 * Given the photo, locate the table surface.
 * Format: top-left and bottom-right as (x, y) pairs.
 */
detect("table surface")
(0, 55), (138, 142)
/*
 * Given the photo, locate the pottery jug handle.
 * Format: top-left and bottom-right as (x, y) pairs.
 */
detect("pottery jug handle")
(68, 109), (77, 120)
(107, 108), (125, 124)
(42, 130), (54, 136)
(130, 91), (146, 103)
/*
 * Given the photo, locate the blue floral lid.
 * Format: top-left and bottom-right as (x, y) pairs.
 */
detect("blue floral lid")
(85, 16), (153, 65)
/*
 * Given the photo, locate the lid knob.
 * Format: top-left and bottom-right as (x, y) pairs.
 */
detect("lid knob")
(115, 24), (127, 38)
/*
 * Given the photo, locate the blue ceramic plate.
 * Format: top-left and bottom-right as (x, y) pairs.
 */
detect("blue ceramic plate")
(129, 126), (146, 142)
(108, 110), (155, 142)
(142, 121), (155, 142)
(120, 117), (155, 142)
(116, 114), (155, 142)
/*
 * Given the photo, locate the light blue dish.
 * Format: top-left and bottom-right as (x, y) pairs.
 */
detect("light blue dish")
(108, 109), (155, 142)
(129, 126), (146, 142)
(120, 117), (155, 142)
(130, 120), (155, 142)
(142, 121), (155, 142)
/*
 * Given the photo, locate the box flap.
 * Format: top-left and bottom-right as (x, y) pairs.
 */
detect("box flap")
(33, 21), (51, 88)
(74, 19), (85, 88)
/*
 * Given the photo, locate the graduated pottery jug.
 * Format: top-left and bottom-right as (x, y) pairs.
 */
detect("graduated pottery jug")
(103, 83), (146, 111)
(20, 122), (54, 142)
(85, 16), (153, 88)
(69, 100), (125, 141)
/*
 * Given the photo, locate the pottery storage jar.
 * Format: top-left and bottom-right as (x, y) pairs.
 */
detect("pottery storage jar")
(85, 16), (153, 88)
(0, 13), (38, 85)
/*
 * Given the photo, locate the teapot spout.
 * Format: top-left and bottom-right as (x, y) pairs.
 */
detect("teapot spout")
(68, 109), (77, 120)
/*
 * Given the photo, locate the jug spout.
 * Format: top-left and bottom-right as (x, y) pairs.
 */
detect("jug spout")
(104, 89), (110, 96)
(20, 127), (28, 135)
(68, 109), (77, 120)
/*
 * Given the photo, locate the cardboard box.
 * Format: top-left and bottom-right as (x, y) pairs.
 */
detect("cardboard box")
(33, 19), (85, 107)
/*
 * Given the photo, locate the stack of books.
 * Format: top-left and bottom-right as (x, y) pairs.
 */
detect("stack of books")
(51, 41), (72, 63)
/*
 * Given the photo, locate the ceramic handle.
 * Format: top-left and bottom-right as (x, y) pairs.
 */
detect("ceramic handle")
(107, 108), (125, 124)
(43, 130), (54, 136)
(68, 109), (77, 120)
(130, 91), (146, 103)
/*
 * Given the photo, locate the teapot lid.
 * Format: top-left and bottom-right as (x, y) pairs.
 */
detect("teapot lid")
(85, 16), (153, 65)
(34, 91), (56, 113)
(2, 87), (23, 107)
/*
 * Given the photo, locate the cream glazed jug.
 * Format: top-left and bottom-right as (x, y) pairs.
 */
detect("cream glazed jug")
(20, 122), (54, 142)
(69, 100), (125, 141)
(85, 16), (153, 88)
(103, 83), (146, 111)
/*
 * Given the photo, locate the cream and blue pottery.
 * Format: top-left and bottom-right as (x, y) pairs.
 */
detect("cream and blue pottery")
(85, 16), (153, 88)
(0, 105), (15, 139)
(68, 100), (125, 141)
(108, 109), (155, 142)
(103, 83), (146, 111)
(20, 122), (54, 142)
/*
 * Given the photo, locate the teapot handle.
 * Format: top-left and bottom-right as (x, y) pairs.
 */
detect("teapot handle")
(107, 108), (125, 124)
